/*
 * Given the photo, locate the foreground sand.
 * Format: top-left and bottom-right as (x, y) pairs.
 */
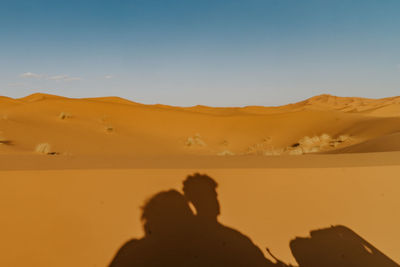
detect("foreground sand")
(1, 166), (400, 266)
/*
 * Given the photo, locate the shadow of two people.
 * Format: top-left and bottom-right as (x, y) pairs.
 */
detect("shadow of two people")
(109, 173), (279, 267)
(109, 173), (400, 267)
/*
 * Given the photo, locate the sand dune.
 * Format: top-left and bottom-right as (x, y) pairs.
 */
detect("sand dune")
(1, 93), (400, 159)
(1, 93), (400, 266)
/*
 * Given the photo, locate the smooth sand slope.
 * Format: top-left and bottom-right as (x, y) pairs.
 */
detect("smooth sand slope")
(1, 93), (400, 161)
(1, 168), (400, 267)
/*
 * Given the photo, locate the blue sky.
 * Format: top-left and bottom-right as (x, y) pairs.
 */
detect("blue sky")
(1, 0), (400, 106)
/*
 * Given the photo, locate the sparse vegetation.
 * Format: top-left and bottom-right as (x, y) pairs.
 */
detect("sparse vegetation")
(105, 126), (114, 133)
(0, 136), (11, 145)
(0, 132), (11, 145)
(285, 133), (352, 155)
(217, 150), (235, 156)
(245, 133), (353, 156)
(338, 134), (350, 142)
(59, 112), (72, 120)
(185, 133), (206, 147)
(246, 137), (273, 155)
(35, 143), (58, 155)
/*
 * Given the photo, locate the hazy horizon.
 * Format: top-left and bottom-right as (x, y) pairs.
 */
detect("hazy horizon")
(1, 0), (400, 106)
(3, 91), (400, 108)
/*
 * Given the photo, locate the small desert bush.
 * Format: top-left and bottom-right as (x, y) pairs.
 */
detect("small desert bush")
(59, 112), (72, 120)
(185, 133), (206, 147)
(0, 135), (11, 145)
(246, 137), (273, 155)
(289, 133), (352, 155)
(105, 126), (114, 133)
(35, 143), (52, 154)
(338, 135), (350, 142)
(299, 136), (314, 146)
(320, 133), (331, 142)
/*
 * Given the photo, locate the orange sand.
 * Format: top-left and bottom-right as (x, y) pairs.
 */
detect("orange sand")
(1, 94), (400, 266)
(1, 168), (400, 266)
(1, 93), (400, 157)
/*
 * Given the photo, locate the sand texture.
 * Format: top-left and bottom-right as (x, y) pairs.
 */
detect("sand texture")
(1, 168), (400, 267)
(1, 93), (400, 159)
(1, 94), (400, 266)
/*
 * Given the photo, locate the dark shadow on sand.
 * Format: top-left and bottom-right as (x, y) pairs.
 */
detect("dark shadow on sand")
(109, 173), (399, 267)
(290, 225), (399, 267)
(109, 173), (277, 267)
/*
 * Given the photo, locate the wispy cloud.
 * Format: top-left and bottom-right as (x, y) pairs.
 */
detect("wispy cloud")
(20, 72), (82, 82)
(20, 72), (43, 79)
(104, 75), (114, 79)
(47, 75), (82, 82)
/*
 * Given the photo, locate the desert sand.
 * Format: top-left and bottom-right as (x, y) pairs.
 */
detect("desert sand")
(1, 93), (400, 266)
(1, 93), (400, 158)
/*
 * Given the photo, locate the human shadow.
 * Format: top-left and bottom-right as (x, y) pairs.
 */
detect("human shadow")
(109, 173), (280, 267)
(109, 173), (399, 267)
(109, 189), (197, 266)
(290, 225), (400, 267)
(181, 173), (278, 266)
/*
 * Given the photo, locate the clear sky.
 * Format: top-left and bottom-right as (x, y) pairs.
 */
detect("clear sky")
(1, 0), (400, 106)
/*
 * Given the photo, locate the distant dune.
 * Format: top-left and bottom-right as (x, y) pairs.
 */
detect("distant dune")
(1, 93), (400, 159)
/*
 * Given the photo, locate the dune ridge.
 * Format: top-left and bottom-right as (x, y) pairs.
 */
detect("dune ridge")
(1, 93), (400, 160)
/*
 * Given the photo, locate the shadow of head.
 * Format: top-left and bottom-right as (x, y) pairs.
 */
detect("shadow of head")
(141, 189), (194, 238)
(183, 173), (220, 221)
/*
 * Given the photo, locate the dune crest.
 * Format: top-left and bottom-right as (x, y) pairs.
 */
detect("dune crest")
(1, 93), (400, 157)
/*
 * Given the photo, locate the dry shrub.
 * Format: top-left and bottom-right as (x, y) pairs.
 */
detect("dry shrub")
(217, 150), (235, 156)
(320, 133), (331, 142)
(300, 134), (330, 147)
(185, 133), (206, 147)
(302, 146), (320, 153)
(338, 135), (350, 142)
(290, 133), (351, 155)
(289, 147), (304, 155)
(59, 112), (72, 120)
(0, 135), (11, 145)
(263, 148), (284, 156)
(329, 134), (351, 147)
(258, 133), (351, 156)
(299, 136), (313, 146)
(105, 126), (114, 133)
(35, 143), (54, 154)
(246, 137), (273, 155)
